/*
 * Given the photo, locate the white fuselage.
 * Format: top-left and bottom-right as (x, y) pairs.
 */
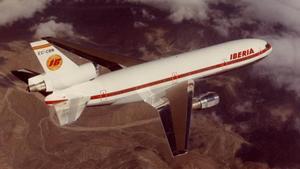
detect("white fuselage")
(45, 39), (272, 106)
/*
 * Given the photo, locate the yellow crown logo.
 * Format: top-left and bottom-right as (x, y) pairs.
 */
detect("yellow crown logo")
(47, 54), (63, 71)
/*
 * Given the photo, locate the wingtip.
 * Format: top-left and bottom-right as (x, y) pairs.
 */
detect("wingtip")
(41, 36), (53, 40)
(172, 150), (188, 157)
(41, 36), (56, 42)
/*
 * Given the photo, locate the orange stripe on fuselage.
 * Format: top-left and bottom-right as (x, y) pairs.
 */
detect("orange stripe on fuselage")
(32, 43), (52, 50)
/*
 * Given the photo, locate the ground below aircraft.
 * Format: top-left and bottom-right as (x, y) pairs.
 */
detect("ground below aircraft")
(12, 37), (272, 156)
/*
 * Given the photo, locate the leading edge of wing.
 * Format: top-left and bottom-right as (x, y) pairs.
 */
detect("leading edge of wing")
(42, 37), (145, 71)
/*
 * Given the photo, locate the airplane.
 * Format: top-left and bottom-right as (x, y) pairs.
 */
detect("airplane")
(11, 37), (272, 156)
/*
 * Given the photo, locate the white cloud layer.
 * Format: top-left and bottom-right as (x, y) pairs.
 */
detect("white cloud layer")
(31, 20), (76, 39)
(126, 0), (212, 22)
(256, 35), (300, 93)
(126, 0), (300, 95)
(0, 0), (51, 26)
(126, 0), (300, 35)
(242, 0), (300, 34)
(242, 0), (300, 94)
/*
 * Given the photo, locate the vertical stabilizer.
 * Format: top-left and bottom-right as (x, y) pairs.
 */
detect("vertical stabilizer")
(30, 40), (78, 74)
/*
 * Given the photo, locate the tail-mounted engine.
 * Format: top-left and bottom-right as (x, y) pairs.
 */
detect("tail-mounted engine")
(28, 62), (99, 92)
(192, 92), (220, 110)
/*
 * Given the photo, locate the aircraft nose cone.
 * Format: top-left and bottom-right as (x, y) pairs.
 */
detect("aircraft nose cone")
(265, 42), (271, 50)
(265, 42), (273, 56)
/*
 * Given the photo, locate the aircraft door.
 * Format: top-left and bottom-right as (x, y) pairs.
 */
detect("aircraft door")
(223, 56), (229, 69)
(172, 72), (179, 84)
(99, 89), (107, 102)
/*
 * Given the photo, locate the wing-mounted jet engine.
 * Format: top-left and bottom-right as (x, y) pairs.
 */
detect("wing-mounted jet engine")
(192, 92), (220, 110)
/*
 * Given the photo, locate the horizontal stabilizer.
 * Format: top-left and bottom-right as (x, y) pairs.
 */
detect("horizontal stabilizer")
(11, 69), (51, 96)
(11, 69), (39, 83)
(49, 96), (89, 126)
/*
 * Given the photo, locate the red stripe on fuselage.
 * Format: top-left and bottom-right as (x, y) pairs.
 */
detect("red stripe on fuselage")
(90, 46), (271, 100)
(45, 46), (271, 105)
(45, 99), (67, 105)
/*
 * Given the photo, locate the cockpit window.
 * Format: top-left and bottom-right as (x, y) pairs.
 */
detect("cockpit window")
(265, 43), (271, 49)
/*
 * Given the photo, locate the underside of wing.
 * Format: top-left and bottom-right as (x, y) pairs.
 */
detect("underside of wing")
(42, 37), (145, 71)
(143, 80), (195, 156)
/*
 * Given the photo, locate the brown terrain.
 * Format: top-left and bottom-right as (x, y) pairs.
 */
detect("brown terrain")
(1, 1), (300, 168)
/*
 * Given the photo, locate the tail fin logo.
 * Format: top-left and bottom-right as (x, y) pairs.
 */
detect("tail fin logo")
(47, 54), (63, 71)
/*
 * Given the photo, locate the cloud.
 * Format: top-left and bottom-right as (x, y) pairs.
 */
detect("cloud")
(134, 21), (148, 28)
(260, 36), (300, 70)
(124, 0), (300, 96)
(125, 0), (253, 36)
(212, 17), (246, 37)
(126, 0), (212, 23)
(31, 20), (76, 39)
(255, 36), (300, 93)
(142, 9), (156, 20)
(0, 0), (51, 26)
(126, 0), (300, 37)
(241, 0), (300, 34)
(240, 0), (300, 94)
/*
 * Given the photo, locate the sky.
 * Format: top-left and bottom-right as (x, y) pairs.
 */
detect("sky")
(0, 0), (300, 93)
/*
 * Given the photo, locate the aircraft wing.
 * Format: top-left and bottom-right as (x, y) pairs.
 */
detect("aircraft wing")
(142, 80), (194, 156)
(42, 37), (145, 71)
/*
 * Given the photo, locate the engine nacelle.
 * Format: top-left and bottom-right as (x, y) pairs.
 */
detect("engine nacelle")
(28, 62), (99, 92)
(192, 92), (220, 110)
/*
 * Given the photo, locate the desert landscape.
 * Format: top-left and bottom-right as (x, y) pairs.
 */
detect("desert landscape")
(0, 0), (300, 169)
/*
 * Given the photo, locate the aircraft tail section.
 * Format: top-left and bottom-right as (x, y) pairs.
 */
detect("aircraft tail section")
(30, 40), (79, 74)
